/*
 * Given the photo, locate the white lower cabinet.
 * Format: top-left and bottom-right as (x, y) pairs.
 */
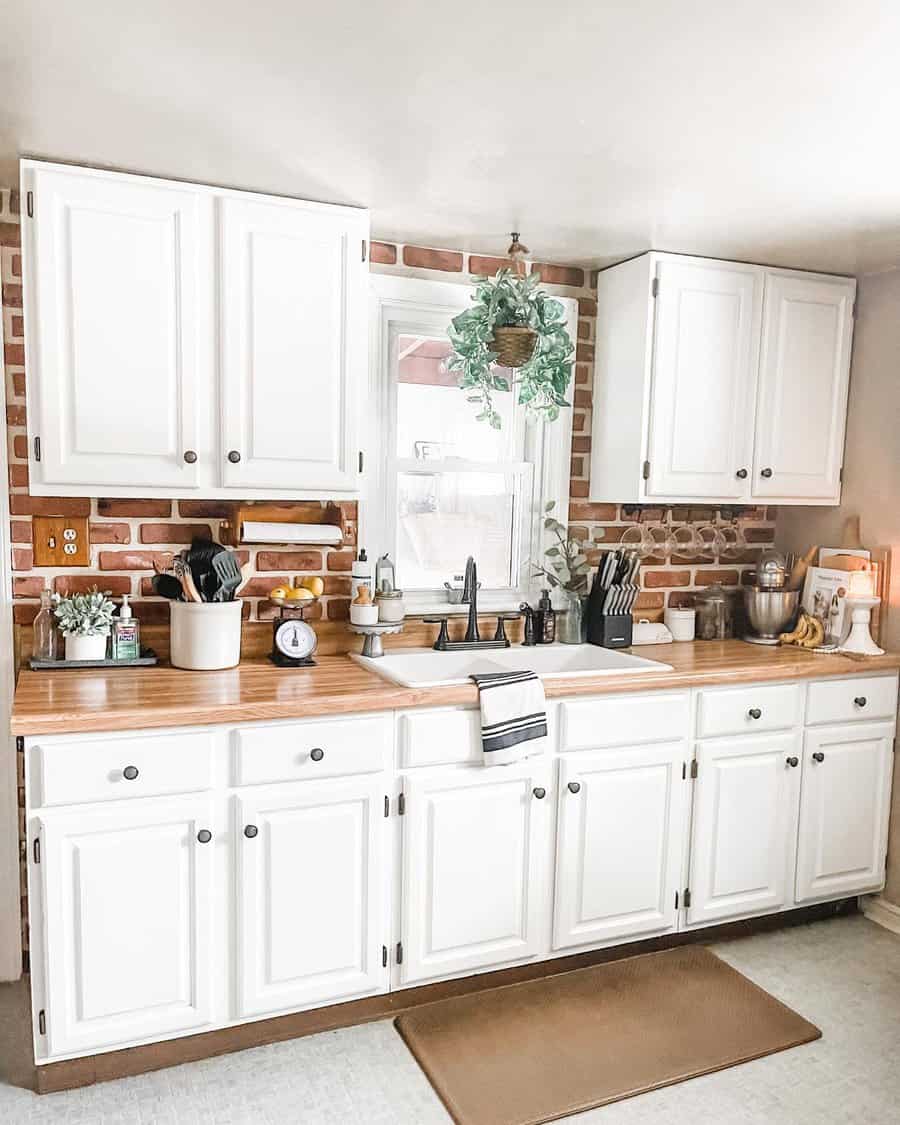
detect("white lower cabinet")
(687, 732), (801, 927)
(235, 775), (388, 1018)
(38, 795), (215, 1057)
(795, 723), (894, 903)
(398, 760), (553, 986)
(553, 744), (686, 950)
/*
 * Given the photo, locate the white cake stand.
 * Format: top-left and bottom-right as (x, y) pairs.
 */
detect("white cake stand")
(839, 596), (884, 656)
(349, 622), (404, 658)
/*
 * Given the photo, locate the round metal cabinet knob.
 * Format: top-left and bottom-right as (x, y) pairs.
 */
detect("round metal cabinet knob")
(748, 708), (762, 720)
(532, 787), (546, 800)
(567, 781), (581, 794)
(244, 824), (259, 838)
(786, 756), (799, 768)
(812, 751), (825, 764)
(122, 765), (139, 781)
(227, 450), (242, 464)
(310, 747), (325, 762)
(736, 468), (748, 479)
(197, 829), (212, 844)
(854, 696), (867, 708)
(760, 468), (774, 479)
(183, 450), (198, 464)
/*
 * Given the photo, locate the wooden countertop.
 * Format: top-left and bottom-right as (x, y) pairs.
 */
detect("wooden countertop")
(12, 641), (900, 736)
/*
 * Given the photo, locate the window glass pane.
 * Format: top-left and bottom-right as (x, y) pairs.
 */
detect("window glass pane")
(397, 469), (531, 590)
(395, 334), (516, 462)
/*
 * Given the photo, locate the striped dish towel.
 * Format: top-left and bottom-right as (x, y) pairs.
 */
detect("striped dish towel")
(470, 671), (548, 766)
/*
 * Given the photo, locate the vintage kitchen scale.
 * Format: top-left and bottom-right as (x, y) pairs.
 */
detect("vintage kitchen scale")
(269, 596), (320, 667)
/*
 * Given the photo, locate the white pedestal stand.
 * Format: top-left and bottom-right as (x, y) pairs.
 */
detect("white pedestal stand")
(839, 596), (884, 656)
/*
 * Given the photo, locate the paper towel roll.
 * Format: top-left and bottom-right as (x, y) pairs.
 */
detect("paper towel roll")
(241, 521), (343, 545)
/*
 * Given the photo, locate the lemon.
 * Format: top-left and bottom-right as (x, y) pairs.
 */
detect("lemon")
(300, 576), (324, 597)
(285, 586), (314, 601)
(269, 586), (289, 601)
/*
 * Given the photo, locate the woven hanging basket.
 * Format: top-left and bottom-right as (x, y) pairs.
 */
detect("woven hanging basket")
(490, 325), (538, 368)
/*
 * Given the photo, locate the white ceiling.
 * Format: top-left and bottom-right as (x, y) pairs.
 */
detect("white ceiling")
(3, 0), (900, 275)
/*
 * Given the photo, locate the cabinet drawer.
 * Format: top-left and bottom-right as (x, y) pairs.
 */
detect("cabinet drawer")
(696, 683), (801, 739)
(234, 715), (391, 786)
(36, 730), (214, 807)
(806, 676), (898, 727)
(559, 692), (689, 751)
(399, 709), (481, 769)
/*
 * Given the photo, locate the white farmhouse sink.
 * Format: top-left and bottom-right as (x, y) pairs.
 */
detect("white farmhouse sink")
(351, 644), (672, 688)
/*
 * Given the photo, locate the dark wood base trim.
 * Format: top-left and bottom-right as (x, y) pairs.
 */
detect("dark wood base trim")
(33, 898), (857, 1094)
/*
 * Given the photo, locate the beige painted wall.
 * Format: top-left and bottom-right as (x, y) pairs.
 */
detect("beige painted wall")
(777, 267), (900, 904)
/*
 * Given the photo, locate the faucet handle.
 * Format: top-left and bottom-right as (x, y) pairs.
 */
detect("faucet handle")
(493, 613), (522, 644)
(423, 616), (451, 651)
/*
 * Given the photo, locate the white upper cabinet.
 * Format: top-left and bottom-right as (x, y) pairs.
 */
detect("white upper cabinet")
(20, 159), (368, 497)
(22, 162), (206, 492)
(589, 252), (855, 506)
(752, 272), (855, 501)
(219, 196), (367, 491)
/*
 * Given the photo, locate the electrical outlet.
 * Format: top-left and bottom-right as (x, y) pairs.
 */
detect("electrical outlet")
(33, 516), (90, 567)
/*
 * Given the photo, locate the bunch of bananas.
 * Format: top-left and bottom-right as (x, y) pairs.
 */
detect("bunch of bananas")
(779, 613), (825, 649)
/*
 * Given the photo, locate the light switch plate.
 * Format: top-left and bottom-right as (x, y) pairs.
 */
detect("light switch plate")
(32, 516), (90, 567)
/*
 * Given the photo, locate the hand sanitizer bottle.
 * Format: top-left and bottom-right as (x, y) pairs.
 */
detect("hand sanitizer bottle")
(112, 595), (141, 661)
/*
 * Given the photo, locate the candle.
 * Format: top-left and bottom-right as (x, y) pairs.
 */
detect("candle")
(848, 569), (875, 598)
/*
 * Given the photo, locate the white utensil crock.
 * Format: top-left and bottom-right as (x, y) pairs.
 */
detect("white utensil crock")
(664, 606), (697, 641)
(65, 633), (109, 662)
(170, 601), (243, 670)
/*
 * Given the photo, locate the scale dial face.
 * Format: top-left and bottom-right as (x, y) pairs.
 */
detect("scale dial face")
(274, 618), (317, 661)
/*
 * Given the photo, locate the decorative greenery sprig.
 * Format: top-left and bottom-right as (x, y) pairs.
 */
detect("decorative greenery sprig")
(532, 502), (591, 594)
(54, 589), (116, 636)
(446, 268), (575, 429)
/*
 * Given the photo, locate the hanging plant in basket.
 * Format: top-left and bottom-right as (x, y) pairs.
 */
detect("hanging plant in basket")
(445, 236), (575, 429)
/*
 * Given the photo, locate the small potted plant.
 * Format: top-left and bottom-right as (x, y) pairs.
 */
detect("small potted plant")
(533, 503), (591, 643)
(54, 588), (116, 661)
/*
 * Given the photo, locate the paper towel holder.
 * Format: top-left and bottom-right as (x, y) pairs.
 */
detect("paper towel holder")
(220, 502), (346, 547)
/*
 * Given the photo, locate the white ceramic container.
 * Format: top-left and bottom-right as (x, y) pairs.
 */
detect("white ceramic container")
(170, 601), (243, 670)
(664, 606), (697, 641)
(64, 632), (109, 662)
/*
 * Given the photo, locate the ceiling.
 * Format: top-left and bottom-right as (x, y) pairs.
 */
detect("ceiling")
(3, 1), (900, 275)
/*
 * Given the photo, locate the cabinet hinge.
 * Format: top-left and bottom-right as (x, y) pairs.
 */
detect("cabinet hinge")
(382, 944), (388, 968)
(358, 450), (364, 473)
(33, 436), (41, 463)
(675, 890), (679, 910)
(839, 466), (844, 483)
(642, 459), (650, 481)
(396, 941), (403, 965)
(690, 759), (698, 780)
(361, 239), (367, 263)
(38, 1009), (45, 1035)
(851, 299), (857, 320)
(15, 736), (24, 753)
(384, 795), (389, 818)
(398, 792), (405, 816)
(683, 888), (692, 909)
(681, 761), (686, 780)
(651, 276), (659, 298)
(32, 837), (40, 865)
(26, 191), (33, 218)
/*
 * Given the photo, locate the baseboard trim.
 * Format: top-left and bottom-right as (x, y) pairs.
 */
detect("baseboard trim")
(30, 897), (857, 1094)
(861, 894), (900, 934)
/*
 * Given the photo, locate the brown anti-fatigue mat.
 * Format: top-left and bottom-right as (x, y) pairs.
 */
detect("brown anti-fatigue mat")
(395, 945), (821, 1125)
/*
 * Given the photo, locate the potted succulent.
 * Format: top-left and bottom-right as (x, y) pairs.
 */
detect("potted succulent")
(533, 503), (591, 643)
(446, 268), (575, 429)
(54, 588), (116, 661)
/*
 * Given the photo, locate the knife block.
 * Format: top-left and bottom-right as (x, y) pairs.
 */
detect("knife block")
(587, 613), (633, 649)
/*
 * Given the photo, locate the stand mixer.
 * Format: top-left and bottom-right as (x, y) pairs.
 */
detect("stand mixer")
(743, 550), (800, 645)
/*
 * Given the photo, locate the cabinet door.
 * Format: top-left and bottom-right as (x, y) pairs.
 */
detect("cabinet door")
(23, 162), (204, 491)
(752, 273), (854, 501)
(38, 795), (214, 1057)
(687, 732), (800, 926)
(795, 723), (893, 902)
(399, 760), (552, 985)
(647, 259), (762, 499)
(219, 195), (367, 492)
(236, 775), (388, 1018)
(553, 744), (686, 950)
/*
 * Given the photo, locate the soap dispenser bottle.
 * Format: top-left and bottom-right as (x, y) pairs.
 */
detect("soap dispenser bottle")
(112, 594), (141, 661)
(535, 589), (556, 645)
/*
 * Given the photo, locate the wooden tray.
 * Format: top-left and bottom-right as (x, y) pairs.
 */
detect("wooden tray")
(30, 648), (159, 671)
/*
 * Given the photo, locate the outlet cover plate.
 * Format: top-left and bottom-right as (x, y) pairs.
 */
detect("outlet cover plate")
(32, 516), (90, 567)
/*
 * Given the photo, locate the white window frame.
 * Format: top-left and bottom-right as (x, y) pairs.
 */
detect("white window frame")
(363, 274), (576, 616)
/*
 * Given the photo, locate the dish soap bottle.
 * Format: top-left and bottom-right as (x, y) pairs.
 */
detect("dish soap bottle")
(535, 589), (556, 644)
(351, 549), (373, 602)
(112, 595), (141, 661)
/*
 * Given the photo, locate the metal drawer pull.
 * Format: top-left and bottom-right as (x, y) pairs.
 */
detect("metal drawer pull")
(532, 787), (546, 800)
(310, 747), (325, 762)
(227, 450), (241, 463)
(735, 468), (748, 479)
(183, 450), (198, 464)
(854, 696), (867, 708)
(244, 824), (259, 838)
(567, 781), (581, 794)
(786, 756), (799, 768)
(197, 829), (212, 844)
(760, 467), (773, 478)
(748, 708), (762, 720)
(812, 751), (825, 763)
(122, 765), (139, 781)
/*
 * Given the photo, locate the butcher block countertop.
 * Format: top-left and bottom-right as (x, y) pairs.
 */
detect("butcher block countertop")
(12, 640), (900, 736)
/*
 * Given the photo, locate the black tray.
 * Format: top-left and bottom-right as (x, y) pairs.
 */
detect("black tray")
(29, 648), (159, 671)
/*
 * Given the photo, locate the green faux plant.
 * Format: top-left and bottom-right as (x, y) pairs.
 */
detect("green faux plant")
(532, 502), (591, 594)
(446, 268), (575, 428)
(54, 589), (116, 636)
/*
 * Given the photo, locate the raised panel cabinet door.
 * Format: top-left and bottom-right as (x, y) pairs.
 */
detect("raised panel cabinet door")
(22, 162), (204, 490)
(236, 774), (388, 1018)
(219, 195), (368, 491)
(399, 760), (552, 986)
(687, 732), (801, 927)
(553, 743), (687, 951)
(795, 723), (893, 903)
(752, 273), (855, 501)
(647, 259), (762, 499)
(38, 795), (214, 1057)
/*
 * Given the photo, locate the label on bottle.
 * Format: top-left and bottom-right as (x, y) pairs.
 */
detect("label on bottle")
(113, 622), (140, 660)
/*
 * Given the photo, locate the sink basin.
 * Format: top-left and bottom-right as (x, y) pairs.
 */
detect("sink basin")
(351, 644), (673, 688)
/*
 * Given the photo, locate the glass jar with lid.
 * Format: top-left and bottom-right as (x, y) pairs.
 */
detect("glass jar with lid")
(695, 583), (734, 640)
(375, 588), (405, 624)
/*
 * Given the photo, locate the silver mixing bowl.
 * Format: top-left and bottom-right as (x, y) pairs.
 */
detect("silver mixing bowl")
(744, 588), (800, 639)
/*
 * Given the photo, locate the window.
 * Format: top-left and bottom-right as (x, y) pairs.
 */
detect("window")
(365, 275), (576, 613)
